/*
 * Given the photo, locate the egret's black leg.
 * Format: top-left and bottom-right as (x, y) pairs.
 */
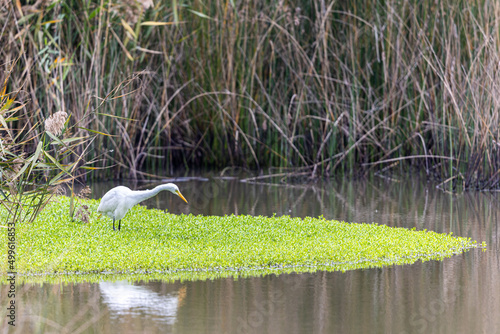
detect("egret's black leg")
(113, 218), (116, 231)
(118, 220), (121, 231)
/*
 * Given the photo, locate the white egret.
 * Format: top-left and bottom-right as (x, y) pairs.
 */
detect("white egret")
(97, 183), (188, 231)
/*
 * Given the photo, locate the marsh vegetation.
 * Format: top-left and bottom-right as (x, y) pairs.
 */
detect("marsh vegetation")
(1, 1), (500, 192)
(0, 195), (478, 281)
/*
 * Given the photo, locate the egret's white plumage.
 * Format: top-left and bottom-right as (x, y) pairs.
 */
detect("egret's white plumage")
(97, 183), (188, 231)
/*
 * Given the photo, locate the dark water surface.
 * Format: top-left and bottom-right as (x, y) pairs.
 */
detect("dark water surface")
(1, 175), (499, 333)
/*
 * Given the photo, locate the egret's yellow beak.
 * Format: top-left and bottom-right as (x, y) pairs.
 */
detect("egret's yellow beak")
(97, 213), (103, 220)
(176, 190), (188, 203)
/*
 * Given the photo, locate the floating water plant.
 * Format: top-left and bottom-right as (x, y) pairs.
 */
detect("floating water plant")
(0, 196), (478, 282)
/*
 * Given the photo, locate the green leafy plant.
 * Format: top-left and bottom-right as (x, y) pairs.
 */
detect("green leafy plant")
(0, 57), (96, 228)
(0, 195), (479, 280)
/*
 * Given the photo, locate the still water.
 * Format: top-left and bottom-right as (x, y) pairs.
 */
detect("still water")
(1, 175), (499, 333)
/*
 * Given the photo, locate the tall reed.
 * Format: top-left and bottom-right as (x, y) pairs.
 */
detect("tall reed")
(2, 0), (500, 190)
(0, 56), (96, 226)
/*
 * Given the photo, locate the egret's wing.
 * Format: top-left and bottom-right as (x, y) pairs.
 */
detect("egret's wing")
(97, 187), (125, 214)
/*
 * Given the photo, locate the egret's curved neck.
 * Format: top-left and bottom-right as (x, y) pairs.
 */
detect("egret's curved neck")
(129, 184), (174, 205)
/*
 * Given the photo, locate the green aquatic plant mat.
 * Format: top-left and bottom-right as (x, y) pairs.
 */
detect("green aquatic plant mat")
(1, 196), (478, 281)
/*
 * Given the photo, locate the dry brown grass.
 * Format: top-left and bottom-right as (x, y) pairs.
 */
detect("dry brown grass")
(1, 0), (500, 190)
